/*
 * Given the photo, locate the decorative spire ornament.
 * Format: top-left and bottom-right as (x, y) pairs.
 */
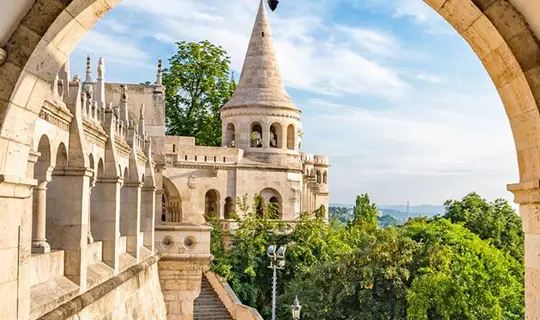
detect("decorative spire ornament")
(85, 55), (92, 82)
(156, 59), (163, 86)
(97, 57), (105, 80)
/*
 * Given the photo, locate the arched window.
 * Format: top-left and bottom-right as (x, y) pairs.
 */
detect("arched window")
(260, 188), (283, 219)
(316, 170), (322, 184)
(162, 177), (182, 223)
(269, 196), (281, 218)
(56, 143), (68, 168)
(287, 124), (295, 150)
(32, 135), (52, 253)
(205, 189), (220, 218)
(224, 197), (234, 219)
(251, 123), (263, 148)
(323, 171), (328, 184)
(225, 123), (236, 147)
(270, 123), (282, 148)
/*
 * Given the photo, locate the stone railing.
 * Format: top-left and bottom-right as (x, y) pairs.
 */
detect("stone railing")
(204, 272), (264, 320)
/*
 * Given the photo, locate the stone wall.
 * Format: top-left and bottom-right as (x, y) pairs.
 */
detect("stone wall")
(40, 255), (166, 320)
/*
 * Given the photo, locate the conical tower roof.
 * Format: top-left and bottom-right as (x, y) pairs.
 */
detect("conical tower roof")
(222, 0), (297, 111)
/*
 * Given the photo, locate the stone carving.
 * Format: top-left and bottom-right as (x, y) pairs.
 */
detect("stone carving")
(188, 176), (196, 189)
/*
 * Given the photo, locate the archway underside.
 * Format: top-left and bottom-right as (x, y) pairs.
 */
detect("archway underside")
(0, 0), (539, 317)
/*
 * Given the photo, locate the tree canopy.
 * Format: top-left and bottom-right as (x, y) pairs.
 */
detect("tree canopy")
(209, 192), (524, 320)
(162, 40), (236, 146)
(442, 192), (524, 261)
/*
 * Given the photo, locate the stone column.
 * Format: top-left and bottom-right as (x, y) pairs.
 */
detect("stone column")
(508, 181), (540, 318)
(46, 167), (91, 290)
(121, 181), (143, 259)
(141, 186), (156, 252)
(281, 126), (287, 149)
(91, 177), (122, 273)
(263, 125), (270, 149)
(155, 189), (164, 226)
(87, 177), (95, 244)
(31, 180), (51, 253)
(0, 175), (37, 320)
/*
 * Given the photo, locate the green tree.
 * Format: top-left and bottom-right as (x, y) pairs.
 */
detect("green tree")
(163, 40), (235, 146)
(209, 193), (524, 320)
(443, 192), (524, 261)
(405, 219), (524, 320)
(351, 193), (379, 230)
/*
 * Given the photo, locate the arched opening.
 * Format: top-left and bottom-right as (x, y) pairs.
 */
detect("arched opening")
(225, 123), (236, 147)
(270, 123), (282, 148)
(31, 135), (52, 253)
(287, 124), (295, 150)
(205, 189), (220, 219)
(251, 122), (263, 148)
(1, 0), (540, 315)
(162, 176), (182, 223)
(55, 143), (68, 168)
(316, 171), (322, 184)
(224, 197), (234, 220)
(260, 188), (283, 219)
(45, 142), (70, 251)
(323, 171), (328, 184)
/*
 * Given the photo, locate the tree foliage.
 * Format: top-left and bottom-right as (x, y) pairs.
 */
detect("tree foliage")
(443, 192), (524, 261)
(162, 40), (236, 146)
(210, 193), (524, 320)
(351, 193), (379, 231)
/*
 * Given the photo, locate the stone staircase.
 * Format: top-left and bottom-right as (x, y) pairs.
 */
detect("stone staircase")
(194, 274), (234, 320)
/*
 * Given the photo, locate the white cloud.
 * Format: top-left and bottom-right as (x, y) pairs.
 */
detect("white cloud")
(71, 0), (518, 205)
(101, 0), (410, 98)
(74, 29), (152, 68)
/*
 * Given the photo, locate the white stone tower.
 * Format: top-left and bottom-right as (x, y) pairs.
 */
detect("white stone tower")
(220, 0), (303, 167)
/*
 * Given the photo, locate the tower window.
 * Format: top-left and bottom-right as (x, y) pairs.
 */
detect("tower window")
(262, 32), (265, 37)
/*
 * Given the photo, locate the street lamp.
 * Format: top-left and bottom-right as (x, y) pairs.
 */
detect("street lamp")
(268, 245), (286, 320)
(291, 296), (302, 320)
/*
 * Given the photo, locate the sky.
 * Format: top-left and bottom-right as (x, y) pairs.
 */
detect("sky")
(71, 0), (518, 206)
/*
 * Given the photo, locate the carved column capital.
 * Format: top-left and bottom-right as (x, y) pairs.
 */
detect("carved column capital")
(0, 175), (37, 198)
(508, 180), (540, 204)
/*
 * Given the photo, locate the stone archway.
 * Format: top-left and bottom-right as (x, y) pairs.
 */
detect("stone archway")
(1, 0), (540, 317)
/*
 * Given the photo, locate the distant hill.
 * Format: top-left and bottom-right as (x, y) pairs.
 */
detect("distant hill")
(378, 204), (445, 215)
(330, 203), (445, 222)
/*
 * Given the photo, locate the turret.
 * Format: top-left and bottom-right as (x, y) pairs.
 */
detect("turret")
(219, 0), (302, 165)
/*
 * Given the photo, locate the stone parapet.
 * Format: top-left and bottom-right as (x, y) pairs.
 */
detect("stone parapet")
(205, 272), (263, 320)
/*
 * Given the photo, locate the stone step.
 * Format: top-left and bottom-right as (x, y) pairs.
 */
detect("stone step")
(193, 275), (233, 320)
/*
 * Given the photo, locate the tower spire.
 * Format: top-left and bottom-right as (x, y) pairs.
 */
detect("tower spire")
(222, 0), (296, 110)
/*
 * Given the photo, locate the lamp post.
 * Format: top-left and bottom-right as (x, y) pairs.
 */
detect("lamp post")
(268, 245), (286, 320)
(291, 296), (302, 320)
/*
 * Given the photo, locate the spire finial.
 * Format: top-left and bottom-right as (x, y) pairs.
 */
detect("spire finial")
(156, 59), (163, 86)
(97, 57), (105, 80)
(121, 84), (128, 102)
(85, 55), (92, 82)
(222, 0), (295, 110)
(140, 103), (145, 120)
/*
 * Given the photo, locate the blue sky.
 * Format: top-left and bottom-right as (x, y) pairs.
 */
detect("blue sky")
(71, 0), (518, 206)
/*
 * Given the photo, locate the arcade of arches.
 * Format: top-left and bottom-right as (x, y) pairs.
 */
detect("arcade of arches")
(1, 0), (540, 319)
